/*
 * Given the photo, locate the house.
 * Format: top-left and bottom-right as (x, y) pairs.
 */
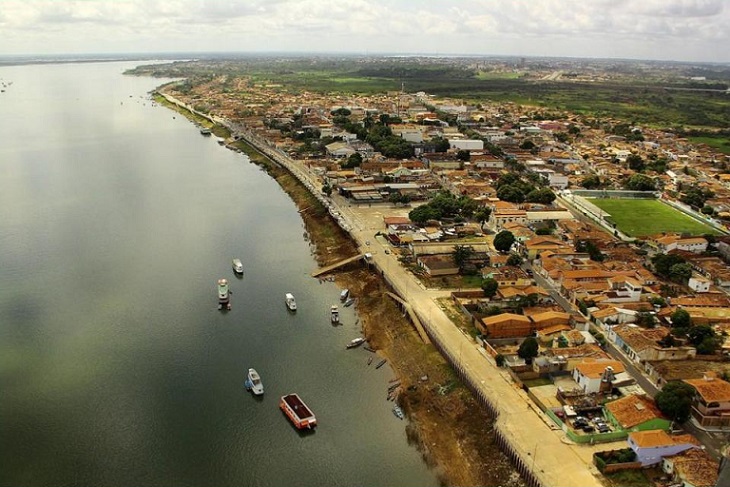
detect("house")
(604, 394), (671, 432)
(325, 141), (356, 158)
(689, 274), (712, 293)
(572, 359), (627, 394)
(478, 313), (532, 338)
(489, 208), (527, 230)
(448, 139), (483, 151)
(627, 430), (698, 466)
(683, 375), (730, 428)
(662, 448), (719, 487)
(654, 235), (708, 254)
(524, 237), (571, 259)
(530, 310), (571, 330)
(417, 255), (459, 277)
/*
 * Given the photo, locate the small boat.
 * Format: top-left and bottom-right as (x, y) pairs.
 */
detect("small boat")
(367, 356), (373, 366)
(340, 289), (350, 302)
(393, 405), (404, 420)
(346, 337), (365, 349)
(343, 298), (355, 307)
(330, 305), (340, 324)
(200, 127), (212, 135)
(280, 393), (317, 429)
(216, 137), (225, 145)
(245, 368), (264, 395)
(375, 359), (387, 369)
(217, 278), (231, 310)
(232, 258), (244, 275)
(285, 293), (297, 311)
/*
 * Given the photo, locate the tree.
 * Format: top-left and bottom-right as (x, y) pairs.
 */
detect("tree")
(408, 205), (441, 225)
(456, 150), (471, 161)
(473, 207), (492, 228)
(671, 308), (692, 328)
(322, 183), (333, 197)
(493, 230), (516, 253)
(696, 336), (721, 355)
(342, 152), (362, 169)
(496, 184), (526, 203)
(655, 381), (695, 423)
(687, 325), (717, 348)
(701, 205), (715, 215)
(626, 154), (645, 172)
(581, 174), (601, 189)
(432, 137), (450, 153)
(625, 174), (656, 191)
(652, 253), (686, 277)
(452, 245), (475, 270)
(517, 337), (539, 364)
(507, 253), (523, 266)
(481, 278), (499, 298)
(669, 263), (693, 283)
(495, 354), (506, 367)
(525, 188), (556, 204)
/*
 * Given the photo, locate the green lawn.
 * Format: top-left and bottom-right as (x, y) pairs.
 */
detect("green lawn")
(588, 198), (718, 237)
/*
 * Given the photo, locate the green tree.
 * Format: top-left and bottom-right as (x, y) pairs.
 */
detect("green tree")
(687, 325), (716, 347)
(507, 253), (523, 266)
(408, 205), (441, 225)
(456, 150), (471, 161)
(517, 337), (539, 364)
(525, 188), (556, 204)
(625, 174), (656, 191)
(669, 263), (693, 283)
(452, 245), (475, 270)
(581, 174), (601, 189)
(473, 207), (492, 228)
(342, 152), (363, 169)
(626, 154), (645, 172)
(495, 354), (506, 367)
(432, 137), (450, 153)
(481, 278), (499, 298)
(671, 308), (692, 328)
(497, 184), (526, 203)
(322, 183), (333, 197)
(652, 253), (687, 277)
(655, 381), (695, 423)
(493, 230), (516, 253)
(696, 336), (721, 355)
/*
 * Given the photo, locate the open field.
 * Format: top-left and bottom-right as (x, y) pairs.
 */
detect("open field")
(688, 135), (730, 155)
(588, 198), (718, 237)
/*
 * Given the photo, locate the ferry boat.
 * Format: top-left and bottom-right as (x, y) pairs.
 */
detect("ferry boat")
(280, 393), (317, 430)
(339, 289), (350, 302)
(217, 278), (231, 310)
(330, 305), (340, 324)
(346, 337), (365, 349)
(232, 258), (244, 275)
(285, 293), (297, 311)
(245, 368), (264, 395)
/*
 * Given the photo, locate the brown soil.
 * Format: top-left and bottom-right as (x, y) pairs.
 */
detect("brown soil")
(261, 164), (519, 486)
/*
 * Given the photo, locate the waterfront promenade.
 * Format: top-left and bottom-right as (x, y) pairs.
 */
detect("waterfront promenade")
(159, 94), (605, 486)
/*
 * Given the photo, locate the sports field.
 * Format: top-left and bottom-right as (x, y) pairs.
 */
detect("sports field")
(587, 198), (718, 237)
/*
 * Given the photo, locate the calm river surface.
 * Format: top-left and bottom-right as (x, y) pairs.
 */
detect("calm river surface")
(0, 61), (439, 487)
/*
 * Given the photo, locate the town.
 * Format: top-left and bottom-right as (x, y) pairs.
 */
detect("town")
(138, 56), (730, 487)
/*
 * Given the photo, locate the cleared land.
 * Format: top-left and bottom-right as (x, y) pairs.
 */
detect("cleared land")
(588, 198), (717, 237)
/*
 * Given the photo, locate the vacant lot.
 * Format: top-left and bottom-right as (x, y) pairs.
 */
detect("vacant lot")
(588, 198), (717, 237)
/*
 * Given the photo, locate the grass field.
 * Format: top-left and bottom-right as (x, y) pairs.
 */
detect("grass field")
(588, 198), (718, 237)
(688, 135), (730, 155)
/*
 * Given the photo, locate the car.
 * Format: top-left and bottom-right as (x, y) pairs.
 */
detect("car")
(582, 425), (595, 433)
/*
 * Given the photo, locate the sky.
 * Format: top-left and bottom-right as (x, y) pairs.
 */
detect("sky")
(0, 0), (728, 63)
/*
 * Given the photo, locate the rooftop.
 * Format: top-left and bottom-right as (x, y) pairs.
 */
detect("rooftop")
(605, 394), (665, 429)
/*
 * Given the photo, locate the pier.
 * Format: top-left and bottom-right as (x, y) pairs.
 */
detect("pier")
(311, 254), (366, 278)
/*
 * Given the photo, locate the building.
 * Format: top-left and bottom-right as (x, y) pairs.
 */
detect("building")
(417, 255), (459, 277)
(572, 359), (627, 394)
(683, 375), (730, 428)
(662, 448), (719, 487)
(478, 313), (532, 339)
(654, 235), (709, 254)
(627, 430), (698, 466)
(448, 139), (484, 151)
(604, 394), (671, 432)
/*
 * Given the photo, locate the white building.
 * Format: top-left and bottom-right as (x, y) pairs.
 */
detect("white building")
(448, 139), (484, 151)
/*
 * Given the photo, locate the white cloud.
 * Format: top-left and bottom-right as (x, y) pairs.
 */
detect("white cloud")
(0, 0), (726, 61)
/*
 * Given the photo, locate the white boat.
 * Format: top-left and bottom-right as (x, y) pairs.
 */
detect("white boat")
(346, 337), (365, 349)
(232, 258), (244, 275)
(217, 278), (231, 310)
(330, 305), (340, 324)
(285, 293), (297, 311)
(245, 368), (264, 395)
(340, 289), (350, 302)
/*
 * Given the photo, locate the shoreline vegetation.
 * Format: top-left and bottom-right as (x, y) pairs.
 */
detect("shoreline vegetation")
(153, 92), (520, 486)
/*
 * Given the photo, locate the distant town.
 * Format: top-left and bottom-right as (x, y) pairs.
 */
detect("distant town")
(136, 55), (730, 487)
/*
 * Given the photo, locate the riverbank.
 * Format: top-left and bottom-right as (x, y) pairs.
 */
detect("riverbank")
(154, 93), (519, 486)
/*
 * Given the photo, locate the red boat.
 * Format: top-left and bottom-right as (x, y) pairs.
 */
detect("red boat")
(280, 393), (317, 430)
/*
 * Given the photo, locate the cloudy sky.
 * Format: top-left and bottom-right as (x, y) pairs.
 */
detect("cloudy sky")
(0, 0), (727, 62)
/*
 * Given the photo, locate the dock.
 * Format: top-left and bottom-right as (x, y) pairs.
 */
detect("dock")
(311, 254), (366, 278)
(385, 292), (431, 344)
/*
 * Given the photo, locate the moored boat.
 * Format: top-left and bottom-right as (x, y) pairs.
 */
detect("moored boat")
(280, 393), (317, 429)
(217, 278), (231, 310)
(285, 293), (297, 311)
(232, 258), (244, 275)
(393, 405), (404, 420)
(346, 337), (365, 349)
(339, 289), (350, 302)
(330, 305), (339, 324)
(245, 368), (264, 395)
(343, 297), (355, 307)
(200, 127), (211, 135)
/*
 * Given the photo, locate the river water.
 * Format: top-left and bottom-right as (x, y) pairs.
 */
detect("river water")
(0, 61), (439, 487)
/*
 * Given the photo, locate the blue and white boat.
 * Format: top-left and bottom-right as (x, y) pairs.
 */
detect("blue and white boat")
(245, 368), (264, 396)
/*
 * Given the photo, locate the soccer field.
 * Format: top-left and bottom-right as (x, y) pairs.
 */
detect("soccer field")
(587, 198), (718, 237)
